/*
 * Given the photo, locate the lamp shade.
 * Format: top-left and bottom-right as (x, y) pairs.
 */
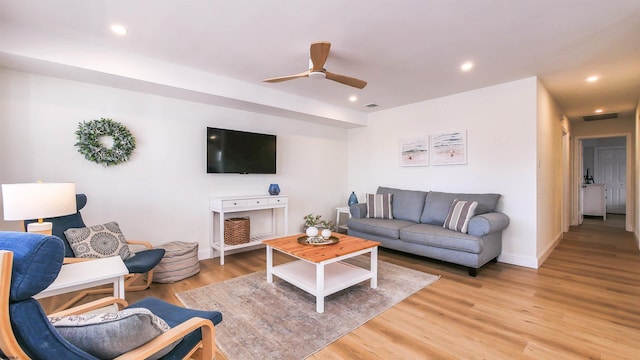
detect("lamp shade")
(1, 182), (77, 221)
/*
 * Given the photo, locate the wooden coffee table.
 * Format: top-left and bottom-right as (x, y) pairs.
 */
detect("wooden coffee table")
(263, 233), (380, 313)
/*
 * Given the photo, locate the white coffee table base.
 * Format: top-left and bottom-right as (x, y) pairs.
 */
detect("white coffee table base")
(266, 246), (377, 313)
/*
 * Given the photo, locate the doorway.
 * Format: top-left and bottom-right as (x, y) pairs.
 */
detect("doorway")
(573, 134), (633, 231)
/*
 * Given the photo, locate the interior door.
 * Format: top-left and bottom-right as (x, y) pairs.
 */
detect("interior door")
(595, 146), (626, 214)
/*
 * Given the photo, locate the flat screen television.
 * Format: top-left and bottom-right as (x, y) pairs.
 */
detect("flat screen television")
(207, 127), (277, 174)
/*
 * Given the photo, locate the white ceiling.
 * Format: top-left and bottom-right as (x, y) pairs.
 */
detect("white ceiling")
(1, 0), (639, 125)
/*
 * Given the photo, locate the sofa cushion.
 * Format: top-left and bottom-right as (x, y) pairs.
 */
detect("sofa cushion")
(400, 224), (483, 254)
(377, 186), (428, 223)
(366, 193), (394, 219)
(443, 199), (478, 233)
(349, 203), (368, 218)
(421, 192), (501, 225)
(347, 217), (416, 240)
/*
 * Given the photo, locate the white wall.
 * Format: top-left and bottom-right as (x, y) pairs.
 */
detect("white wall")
(347, 77), (540, 267)
(0, 69), (350, 258)
(1, 69), (594, 266)
(535, 79), (569, 264)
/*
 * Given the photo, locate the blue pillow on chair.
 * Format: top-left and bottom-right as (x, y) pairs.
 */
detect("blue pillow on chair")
(0, 232), (90, 359)
(1, 232), (64, 301)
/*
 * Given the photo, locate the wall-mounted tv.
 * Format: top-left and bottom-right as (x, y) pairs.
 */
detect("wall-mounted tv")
(207, 127), (277, 174)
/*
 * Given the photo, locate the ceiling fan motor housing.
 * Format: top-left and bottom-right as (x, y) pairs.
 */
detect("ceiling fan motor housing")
(308, 71), (326, 80)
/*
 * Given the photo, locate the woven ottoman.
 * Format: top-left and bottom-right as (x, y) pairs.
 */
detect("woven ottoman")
(153, 241), (200, 283)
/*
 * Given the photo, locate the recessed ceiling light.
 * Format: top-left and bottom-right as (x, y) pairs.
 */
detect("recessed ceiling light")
(349, 95), (358, 102)
(110, 24), (128, 35)
(586, 75), (599, 82)
(595, 108), (603, 113)
(460, 61), (473, 72)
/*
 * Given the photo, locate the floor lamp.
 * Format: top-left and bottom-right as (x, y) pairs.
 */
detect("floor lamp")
(1, 182), (77, 235)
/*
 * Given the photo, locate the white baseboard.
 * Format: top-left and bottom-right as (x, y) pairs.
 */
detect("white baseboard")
(537, 232), (563, 267)
(499, 231), (562, 269)
(498, 253), (539, 269)
(198, 238), (564, 269)
(198, 249), (211, 260)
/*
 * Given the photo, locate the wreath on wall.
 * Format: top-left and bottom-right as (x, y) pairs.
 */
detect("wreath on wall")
(75, 118), (136, 166)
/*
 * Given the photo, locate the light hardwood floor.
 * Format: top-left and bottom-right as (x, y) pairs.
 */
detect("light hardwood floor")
(41, 215), (640, 359)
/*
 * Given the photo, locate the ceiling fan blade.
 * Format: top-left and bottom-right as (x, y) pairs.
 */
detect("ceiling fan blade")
(263, 70), (310, 83)
(309, 42), (331, 71)
(325, 71), (367, 89)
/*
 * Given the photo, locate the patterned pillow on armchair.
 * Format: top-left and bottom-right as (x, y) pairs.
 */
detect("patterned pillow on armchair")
(64, 221), (134, 260)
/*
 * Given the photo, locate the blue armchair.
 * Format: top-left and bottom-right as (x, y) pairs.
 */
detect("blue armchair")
(25, 194), (166, 309)
(0, 231), (222, 359)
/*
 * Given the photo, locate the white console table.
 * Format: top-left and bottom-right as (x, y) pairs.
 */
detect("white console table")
(210, 194), (288, 265)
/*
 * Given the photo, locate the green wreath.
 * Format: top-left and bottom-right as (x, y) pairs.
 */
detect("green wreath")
(75, 118), (136, 166)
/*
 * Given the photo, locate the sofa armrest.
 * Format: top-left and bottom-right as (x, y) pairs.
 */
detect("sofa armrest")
(467, 212), (510, 236)
(350, 203), (367, 218)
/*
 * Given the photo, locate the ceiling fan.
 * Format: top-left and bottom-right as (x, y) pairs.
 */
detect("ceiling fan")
(263, 41), (367, 89)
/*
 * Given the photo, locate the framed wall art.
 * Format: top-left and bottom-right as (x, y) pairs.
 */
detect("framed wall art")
(431, 130), (467, 165)
(400, 137), (429, 166)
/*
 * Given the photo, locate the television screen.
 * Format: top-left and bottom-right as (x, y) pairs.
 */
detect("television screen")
(207, 127), (277, 174)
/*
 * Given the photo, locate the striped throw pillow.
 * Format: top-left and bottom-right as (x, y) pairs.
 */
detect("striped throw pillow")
(366, 193), (394, 219)
(443, 199), (478, 233)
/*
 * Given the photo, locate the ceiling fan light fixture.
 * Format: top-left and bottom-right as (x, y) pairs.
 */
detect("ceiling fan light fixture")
(110, 24), (128, 35)
(308, 71), (326, 80)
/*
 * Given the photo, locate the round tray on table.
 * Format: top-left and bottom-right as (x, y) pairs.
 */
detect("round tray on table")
(297, 236), (339, 246)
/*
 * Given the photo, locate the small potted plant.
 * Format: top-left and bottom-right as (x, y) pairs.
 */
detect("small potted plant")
(303, 214), (334, 239)
(303, 214), (321, 237)
(318, 219), (334, 239)
(303, 214), (322, 230)
(318, 219), (334, 231)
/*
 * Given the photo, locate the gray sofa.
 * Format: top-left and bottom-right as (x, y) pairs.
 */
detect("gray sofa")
(347, 186), (510, 276)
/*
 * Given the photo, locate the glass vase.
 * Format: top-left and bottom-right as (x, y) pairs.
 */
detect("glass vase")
(268, 184), (280, 195)
(348, 191), (358, 206)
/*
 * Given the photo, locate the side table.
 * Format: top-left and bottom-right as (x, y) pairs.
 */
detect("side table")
(35, 256), (129, 311)
(335, 206), (351, 233)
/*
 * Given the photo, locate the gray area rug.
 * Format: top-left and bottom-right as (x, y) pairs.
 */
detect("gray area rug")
(176, 257), (439, 360)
